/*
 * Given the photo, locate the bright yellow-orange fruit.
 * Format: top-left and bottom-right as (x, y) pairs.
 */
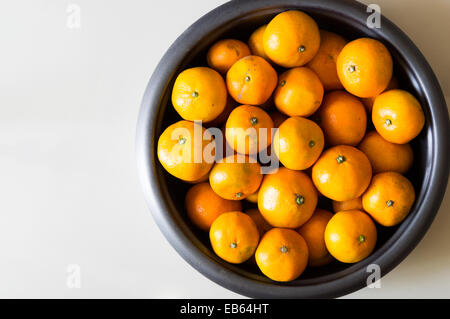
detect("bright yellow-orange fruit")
(372, 89), (425, 144)
(362, 172), (415, 226)
(332, 197), (363, 213)
(207, 39), (251, 74)
(273, 117), (324, 170)
(337, 38), (393, 98)
(307, 30), (347, 91)
(225, 105), (273, 155)
(172, 67), (227, 122)
(185, 182), (242, 231)
(315, 90), (367, 146)
(325, 210), (377, 263)
(258, 167), (318, 228)
(358, 130), (413, 174)
(255, 228), (309, 281)
(157, 120), (215, 182)
(248, 25), (271, 61)
(361, 76), (399, 113)
(274, 67), (324, 117)
(246, 191), (259, 203)
(205, 95), (238, 128)
(209, 154), (263, 200)
(312, 145), (372, 201)
(297, 209), (334, 267)
(263, 10), (320, 67)
(210, 211), (260, 264)
(226, 55), (277, 105)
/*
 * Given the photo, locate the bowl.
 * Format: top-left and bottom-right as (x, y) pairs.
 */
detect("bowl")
(136, 0), (450, 298)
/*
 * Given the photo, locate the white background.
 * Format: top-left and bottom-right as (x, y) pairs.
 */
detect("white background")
(0, 0), (449, 298)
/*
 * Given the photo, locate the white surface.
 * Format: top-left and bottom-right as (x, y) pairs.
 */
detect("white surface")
(0, 0), (448, 298)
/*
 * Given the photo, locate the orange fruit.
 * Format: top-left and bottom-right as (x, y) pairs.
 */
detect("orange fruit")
(337, 38), (393, 98)
(269, 111), (288, 128)
(246, 191), (259, 203)
(186, 170), (210, 184)
(362, 172), (415, 226)
(312, 145), (372, 201)
(246, 208), (272, 236)
(274, 67), (324, 117)
(273, 117), (324, 170)
(157, 120), (215, 182)
(209, 154), (263, 200)
(258, 167), (318, 228)
(306, 30), (347, 91)
(255, 228), (309, 281)
(205, 95), (238, 128)
(372, 89), (425, 144)
(172, 67), (227, 122)
(209, 211), (260, 264)
(315, 90), (367, 146)
(207, 39), (251, 74)
(361, 76), (399, 113)
(324, 210), (377, 263)
(358, 131), (413, 174)
(248, 25), (271, 61)
(185, 182), (242, 231)
(332, 197), (363, 213)
(297, 209), (334, 267)
(226, 55), (277, 105)
(225, 105), (273, 155)
(263, 10), (320, 68)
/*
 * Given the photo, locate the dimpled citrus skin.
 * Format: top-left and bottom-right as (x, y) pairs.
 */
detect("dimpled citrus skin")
(209, 211), (260, 264)
(207, 39), (251, 74)
(324, 210), (377, 263)
(263, 10), (320, 68)
(312, 145), (372, 201)
(362, 172), (415, 227)
(274, 67), (324, 117)
(297, 209), (334, 267)
(332, 197), (363, 213)
(185, 182), (242, 231)
(273, 117), (324, 170)
(307, 30), (347, 91)
(209, 154), (263, 200)
(258, 167), (318, 228)
(248, 25), (271, 61)
(255, 228), (309, 282)
(157, 120), (215, 182)
(372, 89), (425, 144)
(315, 90), (367, 146)
(226, 55), (277, 106)
(358, 130), (413, 174)
(172, 67), (227, 122)
(337, 38), (393, 98)
(225, 105), (273, 155)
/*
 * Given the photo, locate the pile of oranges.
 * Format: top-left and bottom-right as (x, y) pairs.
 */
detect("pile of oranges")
(157, 10), (425, 282)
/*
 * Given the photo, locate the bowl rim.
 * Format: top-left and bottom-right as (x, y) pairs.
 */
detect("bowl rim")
(136, 0), (450, 298)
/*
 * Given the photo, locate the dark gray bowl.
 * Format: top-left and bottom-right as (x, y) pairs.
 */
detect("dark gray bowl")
(136, 0), (449, 298)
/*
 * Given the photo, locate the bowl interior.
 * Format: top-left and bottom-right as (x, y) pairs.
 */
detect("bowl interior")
(153, 5), (431, 286)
